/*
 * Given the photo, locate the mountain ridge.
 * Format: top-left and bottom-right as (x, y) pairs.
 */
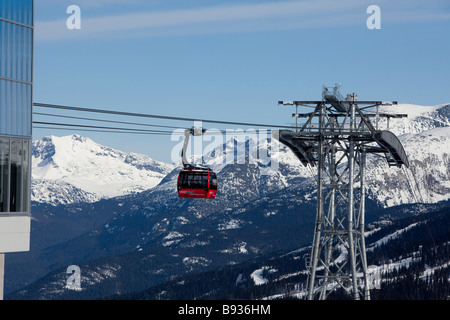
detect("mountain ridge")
(32, 134), (175, 205)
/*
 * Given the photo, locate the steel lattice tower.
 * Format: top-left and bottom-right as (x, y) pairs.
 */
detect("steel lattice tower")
(276, 86), (409, 300)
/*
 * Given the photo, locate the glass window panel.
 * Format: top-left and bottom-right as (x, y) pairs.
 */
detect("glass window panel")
(22, 140), (29, 212)
(180, 172), (189, 188)
(0, 0), (33, 26)
(0, 79), (32, 136)
(9, 139), (22, 212)
(0, 138), (9, 212)
(209, 172), (217, 190)
(0, 21), (32, 83)
(202, 173), (208, 188)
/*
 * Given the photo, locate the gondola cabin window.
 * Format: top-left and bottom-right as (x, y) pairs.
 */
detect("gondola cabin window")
(177, 170), (217, 199)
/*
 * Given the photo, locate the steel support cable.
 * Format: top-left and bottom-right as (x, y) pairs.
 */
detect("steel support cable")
(33, 121), (175, 134)
(33, 112), (184, 130)
(402, 166), (421, 203)
(33, 121), (274, 136)
(33, 102), (290, 129)
(33, 126), (173, 135)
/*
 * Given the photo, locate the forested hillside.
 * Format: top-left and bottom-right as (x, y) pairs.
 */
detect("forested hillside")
(105, 202), (450, 300)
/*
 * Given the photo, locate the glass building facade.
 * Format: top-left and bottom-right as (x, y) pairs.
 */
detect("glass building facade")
(0, 0), (33, 217)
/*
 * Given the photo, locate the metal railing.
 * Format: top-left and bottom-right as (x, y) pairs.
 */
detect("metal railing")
(322, 85), (344, 101)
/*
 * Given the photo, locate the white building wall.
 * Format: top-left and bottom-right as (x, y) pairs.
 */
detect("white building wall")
(0, 216), (30, 253)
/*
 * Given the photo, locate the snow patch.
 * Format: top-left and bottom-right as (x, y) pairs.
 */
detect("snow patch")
(251, 267), (277, 286)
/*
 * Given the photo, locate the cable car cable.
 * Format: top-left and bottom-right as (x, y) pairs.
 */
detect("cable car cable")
(33, 119), (276, 136)
(33, 112), (184, 130)
(33, 102), (290, 129)
(33, 121), (176, 134)
(32, 126), (174, 135)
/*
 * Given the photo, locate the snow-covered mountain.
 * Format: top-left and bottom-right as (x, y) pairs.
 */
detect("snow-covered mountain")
(364, 103), (450, 207)
(32, 135), (175, 205)
(374, 103), (450, 136)
(366, 126), (450, 207)
(31, 103), (450, 208)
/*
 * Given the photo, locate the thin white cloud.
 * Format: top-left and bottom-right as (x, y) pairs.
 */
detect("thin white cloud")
(34, 0), (450, 41)
(35, 0), (363, 41)
(77, 0), (142, 7)
(36, 0), (145, 8)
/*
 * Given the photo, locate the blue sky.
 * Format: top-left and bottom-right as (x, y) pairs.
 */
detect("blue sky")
(32, 0), (450, 162)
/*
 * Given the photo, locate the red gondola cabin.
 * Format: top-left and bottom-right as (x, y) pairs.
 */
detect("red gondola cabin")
(177, 169), (218, 199)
